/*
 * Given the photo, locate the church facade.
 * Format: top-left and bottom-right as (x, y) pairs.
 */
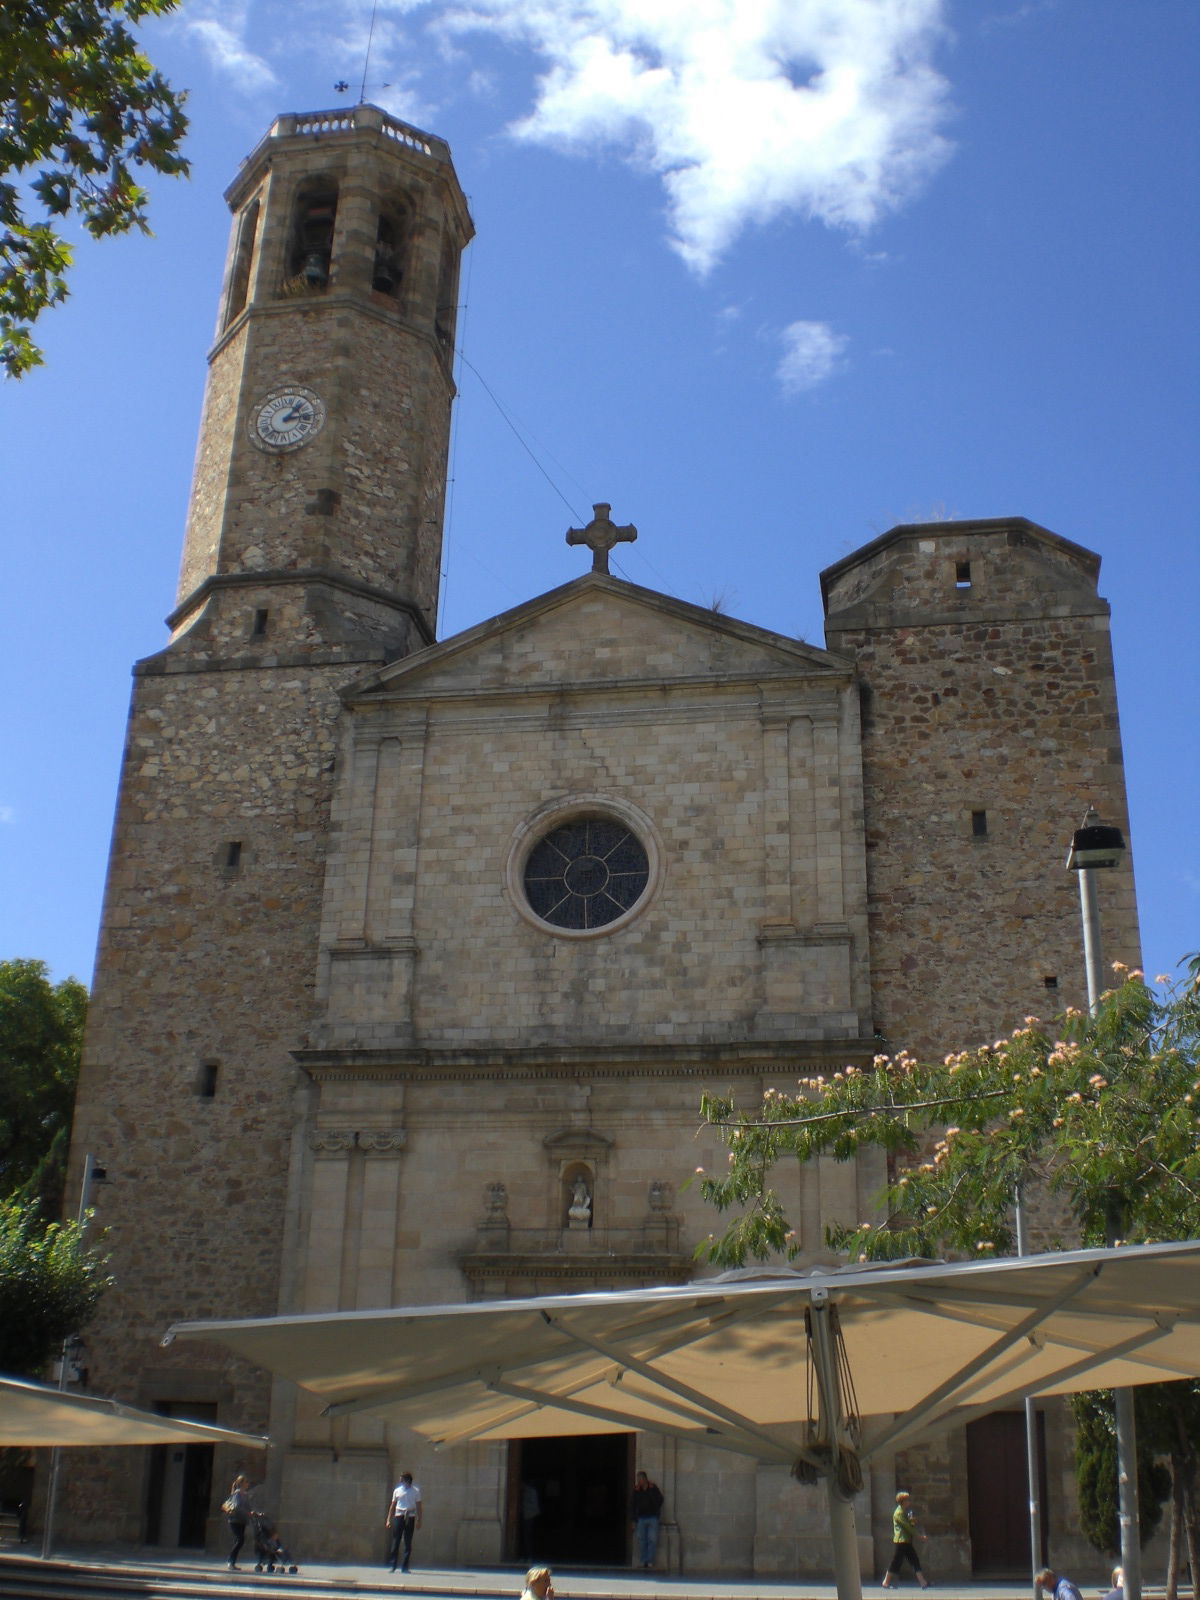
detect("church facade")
(63, 105), (1141, 1577)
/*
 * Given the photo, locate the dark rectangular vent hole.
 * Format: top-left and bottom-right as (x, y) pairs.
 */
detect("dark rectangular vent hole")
(1044, 975), (1059, 990)
(252, 609), (269, 636)
(955, 561), (972, 589)
(198, 1062), (219, 1098)
(971, 810), (988, 838)
(225, 841), (243, 870)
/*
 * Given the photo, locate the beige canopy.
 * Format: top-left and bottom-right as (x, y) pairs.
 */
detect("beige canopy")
(0, 1375), (267, 1449)
(164, 1242), (1200, 1600)
(164, 1242), (1200, 1464)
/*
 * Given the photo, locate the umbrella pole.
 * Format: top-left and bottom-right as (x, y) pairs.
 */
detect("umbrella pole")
(810, 1289), (864, 1600)
(827, 1479), (864, 1600)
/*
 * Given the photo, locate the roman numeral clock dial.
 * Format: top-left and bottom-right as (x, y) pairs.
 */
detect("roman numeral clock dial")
(251, 386), (326, 452)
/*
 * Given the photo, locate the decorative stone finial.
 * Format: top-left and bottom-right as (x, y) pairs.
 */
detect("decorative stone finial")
(566, 503), (637, 574)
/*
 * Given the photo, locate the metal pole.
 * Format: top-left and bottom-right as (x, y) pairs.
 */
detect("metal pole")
(40, 1153), (95, 1560)
(809, 1289), (863, 1600)
(1113, 1386), (1142, 1600)
(1077, 864), (1105, 1013)
(827, 1484), (864, 1600)
(1077, 869), (1141, 1600)
(1014, 1193), (1044, 1600)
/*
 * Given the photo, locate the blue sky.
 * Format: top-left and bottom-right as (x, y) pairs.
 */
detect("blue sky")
(2, 0), (1197, 993)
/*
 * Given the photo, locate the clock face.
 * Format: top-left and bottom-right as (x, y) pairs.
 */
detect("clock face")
(251, 386), (326, 452)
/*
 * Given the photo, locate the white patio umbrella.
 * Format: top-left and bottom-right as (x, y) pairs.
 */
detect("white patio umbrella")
(164, 1241), (1200, 1600)
(0, 1374), (268, 1449)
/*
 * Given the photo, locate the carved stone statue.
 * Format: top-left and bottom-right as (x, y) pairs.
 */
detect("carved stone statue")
(567, 1175), (592, 1228)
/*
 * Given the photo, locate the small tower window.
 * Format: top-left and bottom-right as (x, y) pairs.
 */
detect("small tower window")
(285, 184), (338, 294)
(224, 840), (243, 871)
(1044, 975), (1059, 991)
(197, 1061), (220, 1098)
(435, 234), (459, 351)
(224, 198), (260, 327)
(971, 809), (988, 839)
(955, 560), (972, 589)
(251, 608), (269, 638)
(372, 210), (405, 297)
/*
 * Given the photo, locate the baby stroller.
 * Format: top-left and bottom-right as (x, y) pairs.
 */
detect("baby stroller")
(251, 1509), (298, 1573)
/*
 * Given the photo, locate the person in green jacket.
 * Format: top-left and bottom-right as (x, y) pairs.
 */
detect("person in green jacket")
(882, 1491), (930, 1588)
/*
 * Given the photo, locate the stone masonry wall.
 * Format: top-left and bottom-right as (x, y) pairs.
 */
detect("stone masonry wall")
(61, 651), (367, 1538)
(824, 521), (1140, 1059)
(315, 584), (874, 1050)
(176, 298), (454, 636)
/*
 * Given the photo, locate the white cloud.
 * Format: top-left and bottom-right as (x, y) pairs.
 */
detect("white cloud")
(185, 12), (279, 91)
(776, 319), (847, 393)
(439, 0), (953, 270)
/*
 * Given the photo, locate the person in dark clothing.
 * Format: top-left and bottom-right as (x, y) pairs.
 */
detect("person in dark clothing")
(223, 1475), (252, 1570)
(1037, 1568), (1084, 1600)
(630, 1470), (664, 1569)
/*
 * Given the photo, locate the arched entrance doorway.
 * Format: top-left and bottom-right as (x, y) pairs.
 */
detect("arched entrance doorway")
(507, 1434), (634, 1566)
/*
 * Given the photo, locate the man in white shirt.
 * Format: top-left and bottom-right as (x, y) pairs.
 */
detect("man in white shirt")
(385, 1472), (423, 1572)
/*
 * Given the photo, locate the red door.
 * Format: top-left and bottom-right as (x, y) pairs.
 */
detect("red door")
(967, 1410), (1047, 1575)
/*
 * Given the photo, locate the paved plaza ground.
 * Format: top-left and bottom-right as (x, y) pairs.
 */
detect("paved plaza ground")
(0, 1544), (1085, 1600)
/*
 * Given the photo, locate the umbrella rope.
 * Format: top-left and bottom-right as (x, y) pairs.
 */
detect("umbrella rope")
(794, 1306), (864, 1496)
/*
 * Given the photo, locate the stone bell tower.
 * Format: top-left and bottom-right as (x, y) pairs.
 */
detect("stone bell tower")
(177, 105), (473, 652)
(63, 108), (472, 1543)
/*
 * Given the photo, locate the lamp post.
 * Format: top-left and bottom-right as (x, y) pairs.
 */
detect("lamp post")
(1013, 1191), (1044, 1600)
(40, 1153), (104, 1560)
(1065, 809), (1138, 1600)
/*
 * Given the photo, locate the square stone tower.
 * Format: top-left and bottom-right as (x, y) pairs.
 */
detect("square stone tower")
(822, 517), (1140, 1060)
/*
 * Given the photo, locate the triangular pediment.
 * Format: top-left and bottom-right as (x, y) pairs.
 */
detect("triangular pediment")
(345, 573), (850, 705)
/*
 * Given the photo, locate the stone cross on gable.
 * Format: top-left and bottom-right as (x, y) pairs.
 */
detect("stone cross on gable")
(566, 503), (637, 574)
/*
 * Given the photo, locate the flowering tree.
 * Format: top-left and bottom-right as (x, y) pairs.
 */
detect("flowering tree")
(696, 956), (1200, 1590)
(697, 958), (1200, 1266)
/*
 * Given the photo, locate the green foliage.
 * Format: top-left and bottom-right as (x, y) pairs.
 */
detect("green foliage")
(1071, 1389), (1171, 1553)
(697, 957), (1200, 1266)
(0, 959), (88, 1215)
(0, 0), (189, 376)
(0, 1198), (109, 1375)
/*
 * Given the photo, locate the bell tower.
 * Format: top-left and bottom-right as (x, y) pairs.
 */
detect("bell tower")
(175, 105), (473, 654)
(63, 109), (473, 1543)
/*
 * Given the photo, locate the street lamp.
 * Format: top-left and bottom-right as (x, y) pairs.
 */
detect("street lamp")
(1066, 809), (1127, 1007)
(40, 1153), (104, 1560)
(1065, 809), (1138, 1600)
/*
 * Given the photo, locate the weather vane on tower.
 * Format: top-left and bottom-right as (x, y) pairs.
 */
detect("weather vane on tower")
(335, 0), (390, 103)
